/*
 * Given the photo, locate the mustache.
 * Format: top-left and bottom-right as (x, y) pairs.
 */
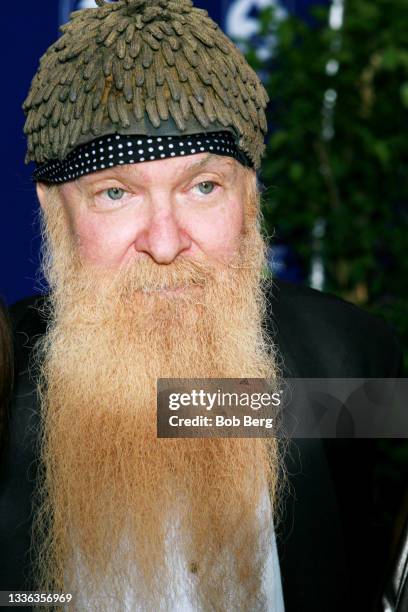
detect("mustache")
(116, 255), (215, 292)
(68, 253), (233, 302)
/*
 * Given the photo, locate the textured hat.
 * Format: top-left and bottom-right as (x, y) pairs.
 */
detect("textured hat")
(23, 0), (269, 172)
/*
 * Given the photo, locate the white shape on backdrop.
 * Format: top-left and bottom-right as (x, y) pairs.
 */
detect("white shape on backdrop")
(78, 0), (99, 7)
(59, 0), (112, 24)
(225, 0), (286, 38)
(225, 0), (287, 61)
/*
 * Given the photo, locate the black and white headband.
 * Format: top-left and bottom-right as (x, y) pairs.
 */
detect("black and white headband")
(33, 130), (252, 184)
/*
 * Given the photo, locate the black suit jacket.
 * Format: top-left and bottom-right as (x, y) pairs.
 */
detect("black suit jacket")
(0, 280), (403, 611)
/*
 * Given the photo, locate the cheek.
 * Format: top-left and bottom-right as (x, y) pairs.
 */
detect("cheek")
(71, 212), (139, 268)
(189, 198), (244, 261)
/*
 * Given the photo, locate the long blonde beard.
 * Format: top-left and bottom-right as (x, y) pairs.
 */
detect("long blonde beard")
(33, 170), (282, 611)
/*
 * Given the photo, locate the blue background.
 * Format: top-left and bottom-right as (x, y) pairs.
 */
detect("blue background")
(0, 0), (324, 305)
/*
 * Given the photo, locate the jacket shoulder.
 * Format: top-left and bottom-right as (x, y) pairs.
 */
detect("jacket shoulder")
(268, 280), (403, 377)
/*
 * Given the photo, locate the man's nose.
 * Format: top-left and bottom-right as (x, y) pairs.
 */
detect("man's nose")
(134, 197), (192, 264)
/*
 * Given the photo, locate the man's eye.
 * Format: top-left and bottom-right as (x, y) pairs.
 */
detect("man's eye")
(105, 187), (125, 200)
(195, 181), (216, 195)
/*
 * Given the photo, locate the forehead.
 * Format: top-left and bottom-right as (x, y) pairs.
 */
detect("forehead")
(77, 153), (239, 187)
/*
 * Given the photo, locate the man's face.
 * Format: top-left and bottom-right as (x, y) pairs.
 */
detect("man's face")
(34, 157), (278, 610)
(38, 153), (246, 275)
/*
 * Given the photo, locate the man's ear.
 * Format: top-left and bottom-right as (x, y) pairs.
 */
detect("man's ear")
(36, 182), (51, 210)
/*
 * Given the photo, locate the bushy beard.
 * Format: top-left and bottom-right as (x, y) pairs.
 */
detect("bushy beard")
(32, 171), (282, 611)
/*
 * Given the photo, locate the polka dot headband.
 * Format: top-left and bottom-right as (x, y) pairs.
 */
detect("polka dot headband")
(33, 130), (252, 184)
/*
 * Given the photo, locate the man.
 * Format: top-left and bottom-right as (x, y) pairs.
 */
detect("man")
(1, 0), (402, 610)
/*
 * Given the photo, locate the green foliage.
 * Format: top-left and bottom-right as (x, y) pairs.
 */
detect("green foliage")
(246, 0), (408, 371)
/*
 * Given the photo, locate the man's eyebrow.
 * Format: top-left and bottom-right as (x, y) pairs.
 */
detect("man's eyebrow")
(181, 153), (235, 177)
